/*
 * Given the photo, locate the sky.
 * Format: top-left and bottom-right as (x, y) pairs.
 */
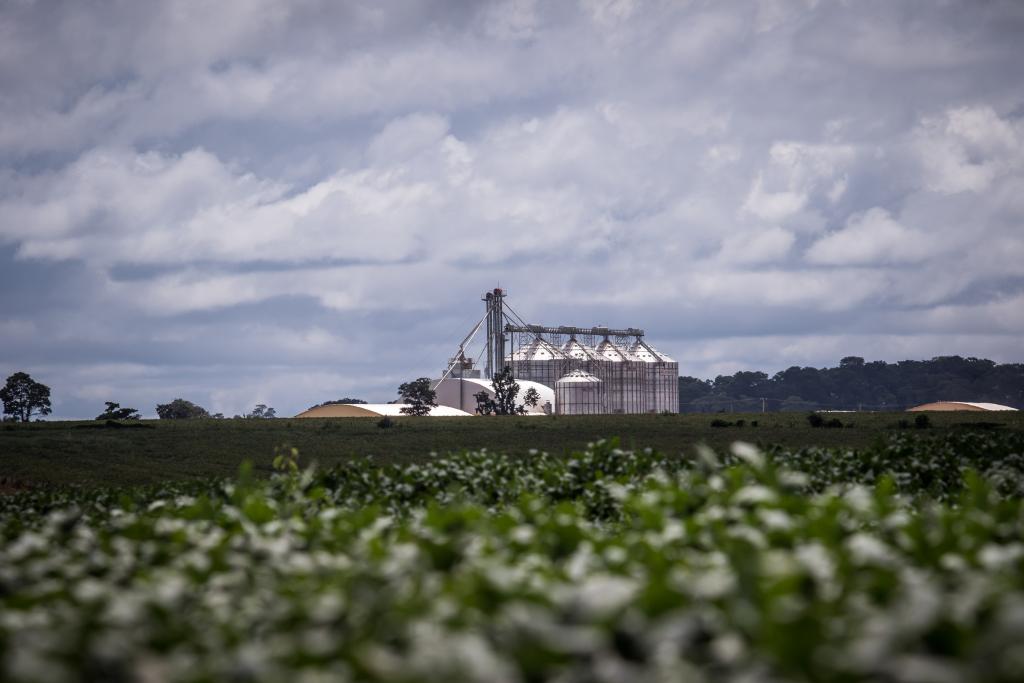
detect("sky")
(1, 0), (1023, 419)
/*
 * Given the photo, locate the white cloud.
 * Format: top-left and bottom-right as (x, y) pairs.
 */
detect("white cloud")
(1, 0), (1022, 416)
(716, 227), (795, 265)
(703, 144), (742, 169)
(580, 0), (638, 26)
(914, 106), (1023, 194)
(367, 113), (452, 164)
(481, 0), (540, 40)
(685, 267), (890, 311)
(667, 10), (747, 66)
(742, 174), (807, 223)
(740, 141), (859, 227)
(806, 208), (934, 265)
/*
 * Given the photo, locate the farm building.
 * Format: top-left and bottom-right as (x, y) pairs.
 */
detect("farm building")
(907, 401), (1018, 412)
(433, 377), (553, 415)
(435, 289), (679, 415)
(301, 290), (677, 418)
(296, 404), (471, 418)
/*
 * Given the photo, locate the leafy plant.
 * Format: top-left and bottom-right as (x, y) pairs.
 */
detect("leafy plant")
(244, 404), (276, 419)
(476, 367), (532, 415)
(272, 444), (300, 473)
(398, 378), (437, 416)
(0, 372), (51, 422)
(95, 401), (140, 420)
(3, 433), (1024, 681)
(155, 398), (209, 419)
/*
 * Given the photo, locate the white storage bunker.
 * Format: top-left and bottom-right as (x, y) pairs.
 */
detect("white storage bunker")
(433, 376), (554, 415)
(436, 289), (679, 415)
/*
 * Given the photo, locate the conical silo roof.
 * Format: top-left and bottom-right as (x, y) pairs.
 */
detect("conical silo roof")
(628, 339), (675, 362)
(561, 338), (601, 361)
(556, 370), (603, 384)
(509, 336), (565, 362)
(595, 338), (634, 362)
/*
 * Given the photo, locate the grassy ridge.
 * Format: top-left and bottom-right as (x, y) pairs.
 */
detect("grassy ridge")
(3, 411), (1024, 487)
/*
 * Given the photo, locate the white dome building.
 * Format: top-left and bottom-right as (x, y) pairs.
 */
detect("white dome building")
(295, 404), (471, 418)
(433, 377), (554, 415)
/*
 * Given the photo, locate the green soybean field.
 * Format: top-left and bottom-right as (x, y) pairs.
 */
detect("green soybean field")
(3, 410), (1023, 488)
(3, 430), (1024, 681)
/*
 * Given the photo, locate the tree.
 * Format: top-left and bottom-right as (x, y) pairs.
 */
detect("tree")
(397, 378), (437, 416)
(95, 402), (140, 420)
(307, 398), (367, 411)
(155, 398), (209, 420)
(245, 404), (276, 419)
(1, 372), (52, 423)
(678, 376), (712, 411)
(475, 366), (529, 415)
(522, 387), (541, 410)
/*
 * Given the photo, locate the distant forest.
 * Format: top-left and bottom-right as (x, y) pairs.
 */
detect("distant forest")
(679, 356), (1024, 413)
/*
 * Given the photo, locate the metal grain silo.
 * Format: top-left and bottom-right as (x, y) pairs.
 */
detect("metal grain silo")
(595, 338), (644, 414)
(555, 370), (605, 415)
(629, 339), (679, 413)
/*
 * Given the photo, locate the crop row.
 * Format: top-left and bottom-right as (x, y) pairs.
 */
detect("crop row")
(1, 432), (1024, 682)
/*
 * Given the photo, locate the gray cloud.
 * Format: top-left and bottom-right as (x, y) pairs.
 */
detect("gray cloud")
(0, 0), (1022, 418)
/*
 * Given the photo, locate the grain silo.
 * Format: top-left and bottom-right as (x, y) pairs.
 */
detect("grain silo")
(439, 289), (679, 415)
(555, 370), (605, 415)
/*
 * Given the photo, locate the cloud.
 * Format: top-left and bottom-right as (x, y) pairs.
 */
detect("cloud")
(913, 106), (1023, 194)
(0, 0), (1022, 418)
(742, 174), (808, 223)
(716, 227), (795, 265)
(806, 208), (933, 265)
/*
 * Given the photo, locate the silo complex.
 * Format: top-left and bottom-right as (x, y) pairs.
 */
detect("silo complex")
(474, 290), (678, 414)
(435, 290), (680, 416)
(508, 332), (678, 414)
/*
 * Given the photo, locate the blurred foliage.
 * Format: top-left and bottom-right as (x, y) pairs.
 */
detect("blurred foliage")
(2, 432), (1024, 681)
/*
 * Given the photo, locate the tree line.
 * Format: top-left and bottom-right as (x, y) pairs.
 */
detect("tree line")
(6, 356), (1022, 422)
(679, 356), (1024, 413)
(0, 373), (284, 422)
